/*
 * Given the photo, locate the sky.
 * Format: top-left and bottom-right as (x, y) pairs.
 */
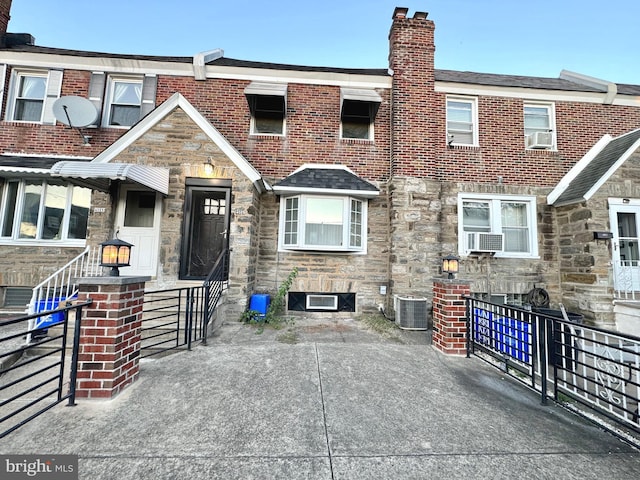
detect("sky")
(8, 0), (640, 84)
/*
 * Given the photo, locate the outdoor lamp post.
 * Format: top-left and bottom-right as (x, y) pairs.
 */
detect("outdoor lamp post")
(100, 238), (133, 277)
(442, 254), (459, 279)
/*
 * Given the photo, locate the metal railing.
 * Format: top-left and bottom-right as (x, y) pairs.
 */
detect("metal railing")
(613, 260), (640, 301)
(140, 286), (207, 358)
(204, 248), (229, 341)
(140, 249), (228, 357)
(26, 246), (101, 340)
(0, 301), (91, 439)
(466, 297), (640, 446)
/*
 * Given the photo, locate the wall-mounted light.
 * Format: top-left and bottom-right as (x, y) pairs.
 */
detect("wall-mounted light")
(100, 238), (133, 277)
(442, 254), (459, 280)
(203, 157), (214, 176)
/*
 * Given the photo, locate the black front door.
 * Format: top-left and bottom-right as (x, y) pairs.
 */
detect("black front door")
(180, 184), (230, 279)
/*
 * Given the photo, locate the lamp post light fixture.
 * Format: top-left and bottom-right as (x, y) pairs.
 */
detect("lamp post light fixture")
(100, 238), (133, 277)
(442, 254), (460, 280)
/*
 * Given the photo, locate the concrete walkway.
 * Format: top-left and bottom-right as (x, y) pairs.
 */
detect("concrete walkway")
(1, 318), (640, 479)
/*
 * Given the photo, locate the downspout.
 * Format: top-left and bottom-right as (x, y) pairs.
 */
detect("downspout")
(193, 48), (224, 80)
(559, 70), (617, 105)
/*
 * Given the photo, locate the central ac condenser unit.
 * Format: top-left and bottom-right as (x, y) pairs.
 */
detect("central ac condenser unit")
(394, 296), (429, 330)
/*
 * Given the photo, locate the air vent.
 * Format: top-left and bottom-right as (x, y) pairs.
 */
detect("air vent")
(394, 296), (429, 330)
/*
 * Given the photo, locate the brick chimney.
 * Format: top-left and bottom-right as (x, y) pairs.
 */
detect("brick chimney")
(0, 0), (11, 36)
(388, 8), (438, 177)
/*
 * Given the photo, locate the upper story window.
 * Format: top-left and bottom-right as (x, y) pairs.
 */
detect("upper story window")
(446, 96), (478, 146)
(524, 103), (556, 150)
(86, 73), (156, 128)
(458, 193), (538, 258)
(105, 77), (143, 127)
(0, 179), (90, 244)
(340, 88), (382, 141)
(280, 194), (367, 252)
(6, 69), (63, 124)
(244, 82), (287, 136)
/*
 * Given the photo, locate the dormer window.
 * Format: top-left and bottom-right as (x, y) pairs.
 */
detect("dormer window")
(340, 88), (382, 141)
(244, 82), (287, 136)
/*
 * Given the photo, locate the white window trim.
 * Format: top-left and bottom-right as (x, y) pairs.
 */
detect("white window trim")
(524, 101), (556, 150)
(0, 179), (88, 247)
(6, 70), (49, 123)
(457, 193), (538, 258)
(278, 194), (368, 254)
(102, 75), (143, 128)
(446, 95), (478, 147)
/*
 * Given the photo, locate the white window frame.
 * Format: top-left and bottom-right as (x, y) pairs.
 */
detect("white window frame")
(457, 193), (538, 258)
(7, 70), (48, 123)
(446, 96), (478, 146)
(278, 194), (368, 253)
(103, 76), (143, 128)
(524, 102), (556, 150)
(0, 179), (90, 246)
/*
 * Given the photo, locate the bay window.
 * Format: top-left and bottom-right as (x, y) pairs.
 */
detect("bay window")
(280, 195), (367, 252)
(0, 179), (90, 244)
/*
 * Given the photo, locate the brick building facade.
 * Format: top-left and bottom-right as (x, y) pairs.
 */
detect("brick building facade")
(0, 3), (639, 331)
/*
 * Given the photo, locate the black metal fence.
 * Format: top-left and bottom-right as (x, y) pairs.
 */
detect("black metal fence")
(0, 301), (91, 439)
(466, 297), (640, 446)
(140, 249), (228, 358)
(140, 286), (206, 358)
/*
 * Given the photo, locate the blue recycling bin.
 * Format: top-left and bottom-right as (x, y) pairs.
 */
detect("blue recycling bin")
(473, 308), (531, 363)
(249, 294), (271, 319)
(35, 297), (65, 330)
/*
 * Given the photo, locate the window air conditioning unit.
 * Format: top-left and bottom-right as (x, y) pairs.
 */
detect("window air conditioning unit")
(526, 131), (553, 149)
(394, 295), (429, 330)
(466, 232), (504, 253)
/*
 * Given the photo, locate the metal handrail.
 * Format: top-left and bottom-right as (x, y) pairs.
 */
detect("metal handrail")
(26, 246), (101, 341)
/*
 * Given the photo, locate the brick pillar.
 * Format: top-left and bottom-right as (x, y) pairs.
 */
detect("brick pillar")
(432, 279), (471, 355)
(74, 276), (150, 399)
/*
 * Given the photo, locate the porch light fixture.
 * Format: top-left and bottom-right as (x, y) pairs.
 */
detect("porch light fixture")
(442, 254), (459, 279)
(203, 157), (214, 176)
(100, 238), (133, 277)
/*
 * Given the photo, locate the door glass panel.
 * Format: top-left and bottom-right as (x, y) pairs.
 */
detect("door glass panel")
(618, 212), (640, 262)
(124, 191), (155, 227)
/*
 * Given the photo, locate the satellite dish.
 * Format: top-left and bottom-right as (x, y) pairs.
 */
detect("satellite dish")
(53, 96), (98, 128)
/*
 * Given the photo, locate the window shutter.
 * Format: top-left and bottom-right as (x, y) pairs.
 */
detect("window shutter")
(41, 69), (63, 125)
(88, 72), (105, 126)
(0, 64), (6, 120)
(140, 74), (157, 118)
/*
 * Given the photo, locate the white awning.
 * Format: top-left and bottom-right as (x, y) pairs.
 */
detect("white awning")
(50, 161), (170, 195)
(340, 88), (382, 103)
(244, 82), (288, 97)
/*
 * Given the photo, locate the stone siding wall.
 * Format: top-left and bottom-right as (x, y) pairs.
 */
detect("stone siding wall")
(556, 151), (640, 327)
(253, 184), (391, 315)
(389, 176), (561, 310)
